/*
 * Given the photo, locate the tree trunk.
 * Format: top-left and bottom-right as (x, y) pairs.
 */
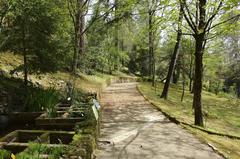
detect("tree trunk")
(189, 77), (193, 91)
(72, 25), (78, 73)
(236, 83), (240, 98)
(192, 0), (207, 127)
(78, 10), (85, 65)
(160, 3), (183, 99)
(148, 10), (155, 86)
(23, 50), (28, 86)
(181, 74), (185, 102)
(148, 11), (152, 78)
(22, 22), (28, 86)
(181, 50), (186, 102)
(121, 39), (124, 66)
(189, 51), (194, 91)
(193, 34), (204, 126)
(172, 65), (180, 84)
(73, 0), (85, 74)
(114, 0), (119, 71)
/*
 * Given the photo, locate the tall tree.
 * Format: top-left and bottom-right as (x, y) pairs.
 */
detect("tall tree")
(148, 1), (155, 86)
(0, 0), (11, 48)
(1, 0), (59, 86)
(161, 2), (183, 99)
(67, 0), (89, 73)
(182, 0), (240, 126)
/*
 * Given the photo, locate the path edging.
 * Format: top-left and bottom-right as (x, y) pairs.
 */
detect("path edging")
(136, 85), (229, 159)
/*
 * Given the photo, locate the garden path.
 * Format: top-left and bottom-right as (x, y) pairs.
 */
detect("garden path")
(95, 82), (223, 159)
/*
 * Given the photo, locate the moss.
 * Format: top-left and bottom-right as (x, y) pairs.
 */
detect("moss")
(65, 134), (95, 159)
(74, 134), (95, 159)
(65, 145), (87, 159)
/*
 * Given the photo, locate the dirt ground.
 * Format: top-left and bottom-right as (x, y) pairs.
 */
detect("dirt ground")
(95, 82), (223, 159)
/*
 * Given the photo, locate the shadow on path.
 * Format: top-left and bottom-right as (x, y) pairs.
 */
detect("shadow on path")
(96, 83), (223, 159)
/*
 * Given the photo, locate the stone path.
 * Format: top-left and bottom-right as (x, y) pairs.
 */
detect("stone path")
(95, 82), (223, 159)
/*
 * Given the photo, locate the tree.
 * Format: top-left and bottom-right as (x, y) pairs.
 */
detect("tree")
(161, 2), (183, 99)
(67, 0), (89, 73)
(182, 0), (240, 126)
(0, 0), (11, 47)
(1, 0), (60, 85)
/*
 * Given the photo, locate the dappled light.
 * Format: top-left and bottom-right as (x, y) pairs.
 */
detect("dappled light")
(0, 0), (239, 158)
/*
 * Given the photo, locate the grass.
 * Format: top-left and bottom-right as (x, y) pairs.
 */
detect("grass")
(138, 82), (240, 159)
(16, 142), (64, 159)
(184, 126), (240, 159)
(0, 52), (135, 95)
(0, 52), (23, 73)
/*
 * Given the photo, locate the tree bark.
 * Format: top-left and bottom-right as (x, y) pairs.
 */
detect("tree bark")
(189, 51), (194, 91)
(181, 72), (185, 102)
(172, 65), (180, 84)
(160, 3), (183, 99)
(73, 0), (85, 74)
(22, 21), (28, 86)
(193, 34), (204, 126)
(148, 10), (155, 86)
(23, 49), (28, 86)
(192, 0), (206, 127)
(114, 0), (119, 70)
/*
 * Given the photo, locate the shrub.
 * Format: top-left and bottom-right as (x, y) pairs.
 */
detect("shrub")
(24, 87), (61, 112)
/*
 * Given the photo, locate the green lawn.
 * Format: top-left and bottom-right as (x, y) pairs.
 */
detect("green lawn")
(138, 82), (240, 159)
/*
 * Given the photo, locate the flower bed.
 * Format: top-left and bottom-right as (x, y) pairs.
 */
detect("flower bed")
(0, 130), (75, 154)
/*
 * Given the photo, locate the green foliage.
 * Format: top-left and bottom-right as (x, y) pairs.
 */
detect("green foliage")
(17, 142), (64, 159)
(0, 0), (70, 72)
(139, 82), (240, 136)
(68, 90), (95, 120)
(24, 87), (61, 112)
(0, 149), (11, 159)
(207, 80), (223, 95)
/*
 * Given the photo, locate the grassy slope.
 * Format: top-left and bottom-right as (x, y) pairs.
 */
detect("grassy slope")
(0, 52), (133, 94)
(138, 82), (240, 159)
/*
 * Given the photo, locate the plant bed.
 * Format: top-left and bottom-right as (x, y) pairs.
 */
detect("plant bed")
(1, 143), (28, 154)
(16, 143), (66, 159)
(0, 130), (44, 154)
(0, 130), (44, 143)
(56, 107), (70, 111)
(47, 132), (74, 145)
(57, 103), (71, 108)
(65, 134), (96, 159)
(0, 130), (75, 155)
(8, 112), (43, 124)
(35, 112), (86, 130)
(38, 131), (75, 145)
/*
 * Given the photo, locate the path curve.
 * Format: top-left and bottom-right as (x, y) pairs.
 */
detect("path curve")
(96, 82), (223, 159)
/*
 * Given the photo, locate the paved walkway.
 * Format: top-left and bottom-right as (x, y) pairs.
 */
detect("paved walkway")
(96, 83), (223, 159)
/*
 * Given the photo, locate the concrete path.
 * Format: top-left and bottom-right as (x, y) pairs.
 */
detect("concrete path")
(95, 83), (223, 159)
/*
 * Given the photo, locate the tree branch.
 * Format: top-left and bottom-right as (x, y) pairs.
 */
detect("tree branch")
(67, 0), (76, 28)
(204, 0), (223, 31)
(207, 14), (240, 32)
(80, 3), (117, 36)
(181, 0), (197, 33)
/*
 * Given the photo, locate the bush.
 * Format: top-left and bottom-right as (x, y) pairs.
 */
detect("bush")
(24, 87), (61, 112)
